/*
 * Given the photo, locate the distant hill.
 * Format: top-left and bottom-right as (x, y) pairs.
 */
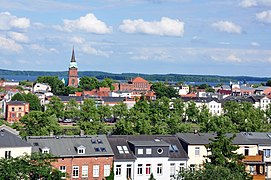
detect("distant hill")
(0, 69), (269, 83)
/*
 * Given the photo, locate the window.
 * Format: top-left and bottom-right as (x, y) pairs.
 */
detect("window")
(11, 107), (15, 111)
(122, 146), (129, 154)
(146, 164), (151, 175)
(100, 147), (106, 152)
(42, 147), (50, 154)
(169, 145), (179, 152)
(77, 146), (85, 154)
(72, 166), (79, 178)
(157, 148), (163, 154)
(190, 164), (195, 172)
(126, 164), (132, 179)
(170, 163), (176, 177)
(137, 164), (143, 175)
(179, 163), (185, 172)
(18, 113), (22, 117)
(104, 165), (110, 177)
(97, 139), (103, 144)
(249, 165), (255, 174)
(82, 165), (88, 177)
(5, 151), (11, 159)
(245, 147), (249, 156)
(264, 149), (271, 157)
(117, 146), (124, 154)
(138, 148), (143, 154)
(19, 107), (22, 111)
(93, 165), (99, 177)
(195, 147), (200, 156)
(59, 166), (66, 179)
(91, 139), (97, 144)
(157, 163), (162, 175)
(116, 165), (121, 176)
(146, 148), (152, 154)
(94, 147), (101, 152)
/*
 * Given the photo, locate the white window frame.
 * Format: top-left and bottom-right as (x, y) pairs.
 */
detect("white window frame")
(72, 166), (79, 178)
(137, 164), (143, 175)
(157, 163), (162, 175)
(195, 147), (200, 156)
(82, 165), (88, 177)
(138, 148), (143, 154)
(170, 163), (175, 177)
(104, 164), (110, 177)
(146, 148), (152, 154)
(93, 165), (99, 177)
(59, 166), (66, 179)
(146, 164), (151, 175)
(116, 164), (122, 176)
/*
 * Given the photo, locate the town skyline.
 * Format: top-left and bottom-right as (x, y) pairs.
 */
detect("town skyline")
(0, 0), (271, 77)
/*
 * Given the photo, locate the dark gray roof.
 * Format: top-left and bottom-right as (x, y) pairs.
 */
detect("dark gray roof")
(0, 129), (31, 148)
(108, 135), (188, 160)
(58, 96), (84, 102)
(7, 101), (28, 105)
(221, 96), (256, 104)
(101, 97), (125, 103)
(256, 86), (270, 91)
(177, 133), (217, 145)
(232, 132), (271, 145)
(27, 135), (114, 157)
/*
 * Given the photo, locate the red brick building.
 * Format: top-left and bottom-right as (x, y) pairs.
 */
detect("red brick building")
(27, 135), (114, 180)
(5, 101), (29, 123)
(115, 77), (151, 91)
(68, 48), (79, 87)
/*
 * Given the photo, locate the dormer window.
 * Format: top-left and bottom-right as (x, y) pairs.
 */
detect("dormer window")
(77, 145), (86, 154)
(42, 147), (50, 154)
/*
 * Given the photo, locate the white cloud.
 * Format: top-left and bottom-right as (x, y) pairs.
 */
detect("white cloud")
(131, 48), (173, 62)
(256, 10), (271, 23)
(7, 31), (29, 43)
(226, 54), (242, 63)
(0, 36), (22, 52)
(212, 21), (242, 34)
(29, 44), (58, 55)
(79, 44), (112, 57)
(119, 17), (184, 37)
(219, 42), (230, 45)
(239, 0), (271, 7)
(58, 13), (112, 34)
(70, 36), (85, 44)
(251, 42), (260, 46)
(0, 12), (30, 30)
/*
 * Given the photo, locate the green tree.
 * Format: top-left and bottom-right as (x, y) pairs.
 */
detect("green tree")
(64, 98), (80, 120)
(266, 79), (271, 86)
(12, 93), (41, 111)
(151, 82), (178, 99)
(0, 153), (63, 180)
(46, 96), (65, 118)
(79, 76), (99, 90)
(19, 111), (61, 137)
(149, 173), (156, 180)
(185, 101), (199, 123)
(11, 93), (25, 101)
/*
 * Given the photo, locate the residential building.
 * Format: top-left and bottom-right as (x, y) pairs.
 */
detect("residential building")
(33, 83), (51, 93)
(27, 135), (114, 180)
(108, 135), (188, 180)
(5, 101), (29, 123)
(0, 125), (32, 158)
(117, 77), (151, 91)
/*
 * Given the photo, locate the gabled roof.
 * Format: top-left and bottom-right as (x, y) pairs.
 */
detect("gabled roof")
(57, 96), (83, 102)
(177, 133), (217, 145)
(27, 135), (114, 157)
(181, 97), (221, 103)
(131, 77), (148, 83)
(101, 97), (125, 103)
(0, 126), (31, 148)
(7, 101), (28, 105)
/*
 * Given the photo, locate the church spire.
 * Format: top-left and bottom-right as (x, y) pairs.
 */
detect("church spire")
(71, 47), (76, 62)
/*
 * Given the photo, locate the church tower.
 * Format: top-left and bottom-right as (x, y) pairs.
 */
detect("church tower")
(68, 48), (78, 87)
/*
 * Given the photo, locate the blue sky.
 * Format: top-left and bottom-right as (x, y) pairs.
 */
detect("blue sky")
(0, 0), (271, 77)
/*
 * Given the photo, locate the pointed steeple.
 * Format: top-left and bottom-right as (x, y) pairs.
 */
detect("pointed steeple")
(71, 47), (76, 62)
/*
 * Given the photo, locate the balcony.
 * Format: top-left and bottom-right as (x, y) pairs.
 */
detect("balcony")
(243, 155), (263, 162)
(251, 174), (265, 180)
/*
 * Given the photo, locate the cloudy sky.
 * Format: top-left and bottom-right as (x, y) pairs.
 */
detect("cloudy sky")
(0, 0), (271, 76)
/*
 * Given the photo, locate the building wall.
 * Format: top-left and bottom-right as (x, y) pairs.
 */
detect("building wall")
(5, 103), (29, 122)
(52, 156), (113, 180)
(68, 68), (78, 87)
(236, 145), (258, 156)
(0, 147), (32, 158)
(114, 161), (134, 180)
(187, 145), (209, 167)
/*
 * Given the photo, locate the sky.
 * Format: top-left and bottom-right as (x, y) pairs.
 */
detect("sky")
(0, 0), (271, 77)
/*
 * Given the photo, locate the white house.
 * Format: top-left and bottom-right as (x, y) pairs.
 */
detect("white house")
(33, 83), (51, 93)
(108, 135), (188, 180)
(0, 125), (32, 158)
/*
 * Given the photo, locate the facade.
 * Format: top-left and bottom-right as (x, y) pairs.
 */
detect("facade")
(108, 135), (188, 180)
(5, 101), (29, 123)
(117, 77), (151, 91)
(68, 48), (79, 87)
(33, 83), (51, 93)
(0, 125), (32, 158)
(27, 135), (114, 180)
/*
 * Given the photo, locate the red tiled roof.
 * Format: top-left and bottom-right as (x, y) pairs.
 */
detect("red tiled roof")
(132, 77), (148, 83)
